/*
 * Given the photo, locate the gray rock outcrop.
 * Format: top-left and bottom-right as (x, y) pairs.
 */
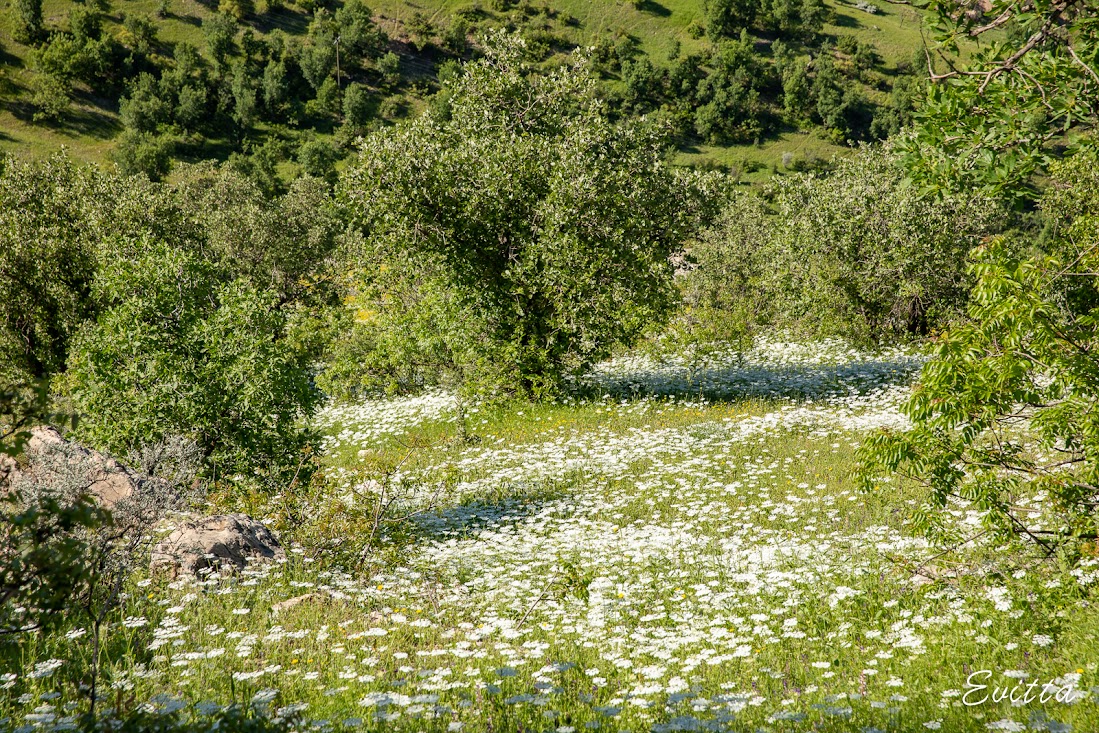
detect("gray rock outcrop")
(150, 513), (285, 579)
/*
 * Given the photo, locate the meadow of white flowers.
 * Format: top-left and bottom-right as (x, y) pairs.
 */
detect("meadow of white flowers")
(4, 340), (1098, 732)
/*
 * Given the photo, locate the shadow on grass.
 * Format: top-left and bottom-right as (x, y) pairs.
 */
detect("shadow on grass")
(172, 12), (203, 27)
(2, 95), (121, 141)
(637, 0), (672, 17)
(0, 45), (22, 69)
(569, 351), (923, 404)
(251, 6), (311, 36)
(403, 475), (576, 544)
(831, 11), (862, 28)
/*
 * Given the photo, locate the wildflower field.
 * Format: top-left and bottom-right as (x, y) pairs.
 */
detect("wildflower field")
(5, 341), (1099, 733)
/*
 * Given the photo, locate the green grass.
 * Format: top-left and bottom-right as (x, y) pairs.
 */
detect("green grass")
(3, 342), (1098, 732)
(676, 131), (849, 181)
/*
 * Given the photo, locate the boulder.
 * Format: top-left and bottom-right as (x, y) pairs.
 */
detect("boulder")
(4, 426), (141, 509)
(150, 513), (285, 579)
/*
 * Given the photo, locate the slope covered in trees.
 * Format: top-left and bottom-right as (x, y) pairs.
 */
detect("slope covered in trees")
(0, 0), (927, 182)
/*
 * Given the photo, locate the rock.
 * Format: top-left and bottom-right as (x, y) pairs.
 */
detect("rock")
(271, 593), (318, 614)
(150, 513), (285, 579)
(5, 426), (141, 509)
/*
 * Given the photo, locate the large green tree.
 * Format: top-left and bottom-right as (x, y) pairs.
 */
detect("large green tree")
(332, 32), (721, 397)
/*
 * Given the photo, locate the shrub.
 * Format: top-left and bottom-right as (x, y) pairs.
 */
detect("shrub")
(203, 13), (237, 66)
(376, 50), (401, 87)
(64, 241), (319, 485)
(297, 138), (340, 183)
(342, 81), (374, 129)
(111, 129), (174, 181)
(219, 0), (254, 20)
(12, 0), (44, 44)
(331, 32), (721, 398)
(1, 381), (100, 637)
(119, 73), (173, 133)
(168, 162), (343, 310)
(685, 144), (1002, 342)
(674, 191), (772, 347)
(335, 0), (387, 59)
(30, 73), (71, 123)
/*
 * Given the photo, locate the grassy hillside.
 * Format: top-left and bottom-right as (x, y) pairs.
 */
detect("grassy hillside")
(0, 0), (928, 179)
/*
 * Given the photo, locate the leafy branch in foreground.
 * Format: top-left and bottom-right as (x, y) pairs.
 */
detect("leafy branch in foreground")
(859, 150), (1099, 550)
(904, 0), (1099, 202)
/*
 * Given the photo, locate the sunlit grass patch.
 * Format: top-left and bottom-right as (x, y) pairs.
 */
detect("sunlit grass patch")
(3, 340), (1099, 733)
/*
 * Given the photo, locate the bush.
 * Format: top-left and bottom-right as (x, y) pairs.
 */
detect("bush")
(64, 241), (319, 485)
(119, 72), (173, 133)
(0, 156), (100, 381)
(168, 162), (343, 310)
(376, 51), (401, 87)
(30, 73), (71, 123)
(297, 138), (340, 183)
(331, 32), (721, 398)
(219, 0), (254, 20)
(342, 81), (374, 129)
(203, 13), (237, 66)
(111, 129), (175, 181)
(12, 0), (44, 44)
(335, 0), (387, 59)
(1, 433), (107, 635)
(685, 144), (1002, 342)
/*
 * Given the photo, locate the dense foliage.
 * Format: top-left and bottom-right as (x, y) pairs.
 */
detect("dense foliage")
(860, 150), (1099, 547)
(683, 145), (1001, 343)
(905, 0), (1099, 203)
(331, 34), (722, 397)
(64, 242), (319, 483)
(0, 155), (328, 485)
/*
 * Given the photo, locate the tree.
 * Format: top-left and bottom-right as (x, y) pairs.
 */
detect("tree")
(262, 59), (290, 116)
(12, 0), (44, 44)
(203, 12), (237, 68)
(64, 240), (319, 485)
(119, 72), (172, 133)
(69, 4), (102, 43)
(230, 62), (258, 133)
(335, 0), (387, 59)
(860, 150), (1099, 549)
(376, 50), (400, 88)
(297, 138), (340, 183)
(332, 33), (721, 397)
(111, 130), (174, 181)
(693, 35), (769, 144)
(0, 156), (99, 381)
(299, 33), (336, 91)
(903, 0), (1099, 204)
(219, 0), (254, 21)
(176, 83), (207, 131)
(168, 162), (343, 309)
(120, 13), (159, 58)
(407, 11), (435, 51)
(685, 144), (1002, 343)
(342, 81), (374, 129)
(29, 73), (70, 124)
(705, 0), (757, 39)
